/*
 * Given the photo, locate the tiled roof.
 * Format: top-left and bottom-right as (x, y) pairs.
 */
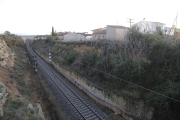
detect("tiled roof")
(93, 29), (106, 34)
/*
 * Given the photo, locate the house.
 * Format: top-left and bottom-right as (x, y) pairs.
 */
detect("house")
(77, 33), (92, 40)
(164, 27), (174, 36)
(63, 32), (92, 41)
(92, 25), (128, 40)
(64, 32), (85, 41)
(57, 32), (69, 40)
(106, 25), (129, 40)
(133, 21), (165, 33)
(133, 21), (180, 38)
(91, 28), (106, 40)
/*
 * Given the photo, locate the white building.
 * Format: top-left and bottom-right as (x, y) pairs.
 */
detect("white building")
(92, 25), (129, 41)
(133, 21), (175, 36)
(64, 32), (86, 41)
(86, 36), (92, 40)
(106, 25), (129, 41)
(133, 21), (165, 33)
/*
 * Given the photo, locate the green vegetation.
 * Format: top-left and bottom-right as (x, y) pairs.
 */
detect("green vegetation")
(3, 98), (42, 120)
(32, 27), (180, 119)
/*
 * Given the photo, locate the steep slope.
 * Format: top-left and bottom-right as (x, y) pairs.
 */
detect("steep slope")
(0, 35), (47, 120)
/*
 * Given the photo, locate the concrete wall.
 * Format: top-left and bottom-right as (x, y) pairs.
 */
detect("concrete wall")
(116, 29), (128, 41)
(106, 26), (116, 40)
(36, 51), (154, 120)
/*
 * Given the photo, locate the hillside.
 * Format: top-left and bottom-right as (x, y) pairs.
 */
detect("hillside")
(0, 35), (48, 120)
(32, 27), (180, 120)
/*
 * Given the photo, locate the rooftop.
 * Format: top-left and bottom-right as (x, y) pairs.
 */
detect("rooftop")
(93, 29), (106, 34)
(107, 25), (129, 29)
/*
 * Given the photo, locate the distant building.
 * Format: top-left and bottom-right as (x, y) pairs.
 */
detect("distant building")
(91, 25), (128, 40)
(63, 32), (92, 41)
(57, 32), (69, 40)
(133, 21), (165, 33)
(164, 27), (174, 36)
(91, 28), (106, 40)
(133, 21), (180, 37)
(106, 25), (128, 41)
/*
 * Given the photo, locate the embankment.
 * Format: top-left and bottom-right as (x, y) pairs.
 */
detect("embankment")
(36, 50), (154, 120)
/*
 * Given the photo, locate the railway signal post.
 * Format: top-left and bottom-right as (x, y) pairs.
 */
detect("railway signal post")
(49, 47), (51, 62)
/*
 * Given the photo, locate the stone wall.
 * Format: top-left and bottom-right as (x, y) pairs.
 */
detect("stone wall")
(36, 50), (154, 120)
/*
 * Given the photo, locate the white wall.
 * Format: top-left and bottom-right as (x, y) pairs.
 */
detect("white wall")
(116, 29), (128, 41)
(133, 21), (176, 36)
(107, 26), (128, 41)
(64, 33), (81, 40)
(134, 21), (164, 33)
(106, 26), (116, 40)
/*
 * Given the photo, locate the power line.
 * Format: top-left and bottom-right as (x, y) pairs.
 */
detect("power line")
(34, 42), (180, 119)
(70, 59), (180, 102)
(53, 52), (180, 119)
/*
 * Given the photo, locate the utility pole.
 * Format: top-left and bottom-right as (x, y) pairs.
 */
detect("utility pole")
(172, 13), (178, 37)
(127, 18), (134, 28)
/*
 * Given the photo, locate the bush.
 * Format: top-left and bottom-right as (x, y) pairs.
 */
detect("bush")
(32, 28), (180, 119)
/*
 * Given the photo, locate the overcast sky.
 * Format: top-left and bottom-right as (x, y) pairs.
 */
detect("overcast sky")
(0, 0), (179, 35)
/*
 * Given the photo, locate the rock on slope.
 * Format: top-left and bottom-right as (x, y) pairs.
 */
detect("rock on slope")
(0, 38), (14, 67)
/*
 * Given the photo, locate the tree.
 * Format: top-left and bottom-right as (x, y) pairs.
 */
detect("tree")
(52, 27), (54, 36)
(4, 31), (11, 36)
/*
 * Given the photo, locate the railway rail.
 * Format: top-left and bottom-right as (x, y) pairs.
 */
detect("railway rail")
(26, 41), (109, 120)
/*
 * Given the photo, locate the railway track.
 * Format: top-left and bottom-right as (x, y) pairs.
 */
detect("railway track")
(26, 41), (109, 120)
